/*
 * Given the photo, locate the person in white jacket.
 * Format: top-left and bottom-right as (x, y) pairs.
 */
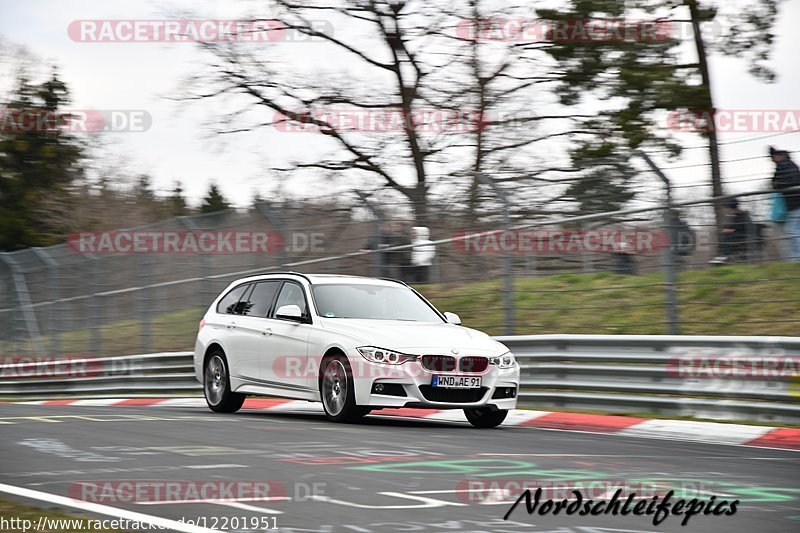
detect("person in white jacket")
(410, 226), (436, 284)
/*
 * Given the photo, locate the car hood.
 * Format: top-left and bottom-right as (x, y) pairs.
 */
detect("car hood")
(317, 318), (507, 355)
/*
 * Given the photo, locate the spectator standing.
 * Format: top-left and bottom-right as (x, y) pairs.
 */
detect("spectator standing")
(611, 240), (637, 275)
(709, 198), (754, 265)
(770, 146), (800, 261)
(670, 210), (696, 269)
(389, 221), (412, 281)
(409, 226), (436, 284)
(768, 192), (788, 259)
(361, 223), (394, 277)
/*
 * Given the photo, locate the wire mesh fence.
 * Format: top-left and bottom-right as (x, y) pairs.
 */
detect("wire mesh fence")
(1, 185), (799, 358)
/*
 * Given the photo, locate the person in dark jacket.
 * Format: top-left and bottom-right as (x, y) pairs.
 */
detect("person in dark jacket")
(361, 223), (394, 277)
(389, 221), (413, 281)
(709, 198), (754, 264)
(611, 240), (637, 275)
(670, 210), (696, 261)
(770, 146), (800, 261)
(668, 209), (697, 269)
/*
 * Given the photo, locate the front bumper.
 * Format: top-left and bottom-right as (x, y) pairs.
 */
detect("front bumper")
(349, 355), (520, 410)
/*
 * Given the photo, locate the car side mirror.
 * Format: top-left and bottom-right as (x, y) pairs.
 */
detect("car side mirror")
(276, 304), (304, 322)
(444, 312), (462, 325)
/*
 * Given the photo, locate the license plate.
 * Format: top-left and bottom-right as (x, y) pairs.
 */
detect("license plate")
(431, 375), (482, 389)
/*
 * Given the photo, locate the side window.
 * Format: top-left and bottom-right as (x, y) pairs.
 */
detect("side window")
(242, 281), (281, 318)
(216, 284), (250, 315)
(272, 282), (308, 319)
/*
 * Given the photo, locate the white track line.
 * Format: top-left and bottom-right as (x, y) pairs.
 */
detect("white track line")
(0, 483), (220, 533)
(70, 399), (127, 406)
(137, 497), (291, 505)
(157, 398), (208, 408)
(212, 501), (283, 514)
(9, 399), (798, 451)
(251, 400), (321, 413)
(618, 419), (774, 445)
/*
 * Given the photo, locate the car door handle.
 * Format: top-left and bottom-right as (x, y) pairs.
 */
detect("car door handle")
(227, 321), (236, 329)
(263, 328), (273, 336)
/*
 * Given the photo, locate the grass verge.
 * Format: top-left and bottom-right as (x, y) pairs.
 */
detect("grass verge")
(5, 262), (799, 355)
(0, 497), (127, 532)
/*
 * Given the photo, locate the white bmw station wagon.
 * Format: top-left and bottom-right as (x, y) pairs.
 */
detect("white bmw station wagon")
(194, 273), (519, 428)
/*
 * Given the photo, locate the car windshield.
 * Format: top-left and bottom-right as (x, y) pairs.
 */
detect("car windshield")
(312, 283), (444, 322)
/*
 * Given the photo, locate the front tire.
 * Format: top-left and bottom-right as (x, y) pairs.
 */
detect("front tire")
(204, 351), (245, 413)
(319, 355), (369, 423)
(464, 407), (508, 428)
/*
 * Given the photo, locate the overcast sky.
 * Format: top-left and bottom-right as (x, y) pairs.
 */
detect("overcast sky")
(1, 0), (799, 210)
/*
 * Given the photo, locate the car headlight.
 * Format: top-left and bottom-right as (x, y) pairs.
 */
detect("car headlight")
(490, 352), (516, 369)
(357, 347), (417, 365)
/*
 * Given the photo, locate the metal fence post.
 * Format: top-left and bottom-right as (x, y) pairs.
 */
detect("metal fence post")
(255, 202), (289, 268)
(0, 253), (44, 355)
(580, 222), (595, 273)
(32, 248), (60, 355)
(137, 252), (152, 353)
(178, 216), (212, 309)
(0, 266), (12, 351)
(476, 172), (515, 335)
(637, 151), (680, 335)
(354, 190), (385, 278)
(88, 255), (102, 355)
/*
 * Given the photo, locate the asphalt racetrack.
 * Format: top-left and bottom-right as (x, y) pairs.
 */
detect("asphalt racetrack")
(0, 402), (798, 533)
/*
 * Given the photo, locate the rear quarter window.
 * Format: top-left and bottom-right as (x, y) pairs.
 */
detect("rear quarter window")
(216, 283), (250, 315)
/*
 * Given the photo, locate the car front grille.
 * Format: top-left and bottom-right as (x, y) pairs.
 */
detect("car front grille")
(421, 355), (457, 372)
(458, 356), (488, 373)
(418, 385), (488, 403)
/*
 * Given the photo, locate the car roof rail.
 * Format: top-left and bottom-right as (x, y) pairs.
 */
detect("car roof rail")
(258, 271), (312, 282)
(378, 277), (409, 286)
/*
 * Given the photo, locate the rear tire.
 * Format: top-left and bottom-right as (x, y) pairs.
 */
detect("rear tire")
(319, 355), (369, 423)
(464, 407), (508, 428)
(204, 350), (245, 413)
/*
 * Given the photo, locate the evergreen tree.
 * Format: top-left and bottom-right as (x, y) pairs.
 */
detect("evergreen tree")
(537, 0), (781, 228)
(0, 71), (84, 250)
(566, 143), (637, 215)
(133, 174), (155, 202)
(200, 183), (229, 214)
(169, 181), (188, 216)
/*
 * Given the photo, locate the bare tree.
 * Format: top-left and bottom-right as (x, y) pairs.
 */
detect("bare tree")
(180, 0), (591, 226)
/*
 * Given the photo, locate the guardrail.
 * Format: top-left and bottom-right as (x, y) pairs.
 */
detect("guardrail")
(497, 335), (800, 425)
(2, 336), (799, 424)
(0, 352), (200, 398)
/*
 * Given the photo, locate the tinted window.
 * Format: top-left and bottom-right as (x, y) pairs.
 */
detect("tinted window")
(242, 281), (280, 317)
(216, 284), (250, 315)
(272, 282), (308, 318)
(312, 284), (443, 322)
